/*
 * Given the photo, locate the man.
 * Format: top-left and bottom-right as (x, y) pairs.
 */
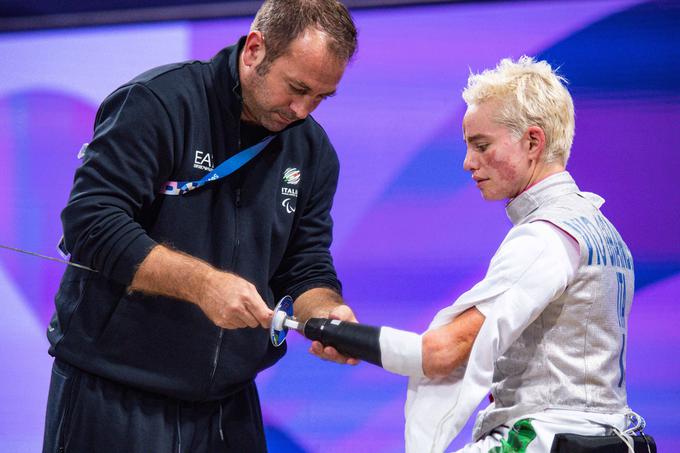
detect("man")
(42, 1), (358, 451)
(376, 57), (634, 452)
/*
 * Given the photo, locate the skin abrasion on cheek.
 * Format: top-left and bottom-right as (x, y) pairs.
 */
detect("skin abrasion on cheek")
(486, 149), (519, 182)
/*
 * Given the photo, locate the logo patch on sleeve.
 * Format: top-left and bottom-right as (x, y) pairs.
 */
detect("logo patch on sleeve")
(281, 167), (300, 214)
(283, 167), (300, 185)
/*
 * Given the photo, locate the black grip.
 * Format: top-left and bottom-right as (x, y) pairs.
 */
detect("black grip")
(303, 318), (382, 367)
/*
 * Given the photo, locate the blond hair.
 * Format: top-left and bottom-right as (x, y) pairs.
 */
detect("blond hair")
(462, 56), (575, 165)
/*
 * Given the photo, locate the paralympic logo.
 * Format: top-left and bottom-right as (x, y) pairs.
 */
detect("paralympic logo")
(282, 198), (296, 214)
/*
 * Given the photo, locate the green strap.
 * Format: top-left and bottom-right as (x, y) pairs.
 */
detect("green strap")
(488, 419), (537, 453)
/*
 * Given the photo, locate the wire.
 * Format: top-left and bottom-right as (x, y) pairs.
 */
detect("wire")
(0, 244), (96, 272)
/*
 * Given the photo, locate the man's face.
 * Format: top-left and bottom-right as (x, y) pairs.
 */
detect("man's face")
(462, 101), (533, 201)
(241, 29), (346, 132)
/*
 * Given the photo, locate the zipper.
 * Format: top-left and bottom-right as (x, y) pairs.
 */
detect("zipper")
(206, 186), (242, 395)
(207, 330), (223, 395)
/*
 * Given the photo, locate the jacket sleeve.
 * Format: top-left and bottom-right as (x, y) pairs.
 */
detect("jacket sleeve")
(61, 83), (174, 286)
(270, 136), (342, 301)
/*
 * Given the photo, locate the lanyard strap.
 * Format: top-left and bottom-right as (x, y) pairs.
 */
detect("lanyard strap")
(160, 135), (275, 195)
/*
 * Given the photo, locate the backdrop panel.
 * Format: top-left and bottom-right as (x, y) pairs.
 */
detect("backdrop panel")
(1, 1), (677, 451)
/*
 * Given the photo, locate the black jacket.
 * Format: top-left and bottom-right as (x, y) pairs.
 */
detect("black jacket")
(48, 38), (342, 401)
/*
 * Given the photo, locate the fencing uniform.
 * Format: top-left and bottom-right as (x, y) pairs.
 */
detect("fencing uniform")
(405, 172), (634, 453)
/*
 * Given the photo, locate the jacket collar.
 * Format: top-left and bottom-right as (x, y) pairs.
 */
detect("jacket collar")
(211, 36), (247, 122)
(505, 171), (581, 225)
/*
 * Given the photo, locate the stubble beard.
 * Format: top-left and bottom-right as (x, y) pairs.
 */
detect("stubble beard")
(242, 72), (288, 131)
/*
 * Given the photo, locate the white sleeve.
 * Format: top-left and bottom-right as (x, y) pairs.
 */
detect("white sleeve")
(473, 220), (579, 326)
(405, 221), (580, 453)
(380, 222), (579, 378)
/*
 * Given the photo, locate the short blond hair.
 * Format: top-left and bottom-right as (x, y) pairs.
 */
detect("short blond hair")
(462, 56), (575, 165)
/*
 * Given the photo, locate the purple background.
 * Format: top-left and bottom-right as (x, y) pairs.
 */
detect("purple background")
(1, 1), (678, 451)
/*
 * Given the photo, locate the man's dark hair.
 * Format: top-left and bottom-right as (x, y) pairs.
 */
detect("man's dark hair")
(251, 0), (358, 75)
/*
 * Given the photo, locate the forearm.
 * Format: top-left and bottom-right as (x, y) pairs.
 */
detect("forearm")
(293, 287), (348, 322)
(129, 244), (214, 305)
(129, 244), (271, 329)
(422, 307), (485, 379)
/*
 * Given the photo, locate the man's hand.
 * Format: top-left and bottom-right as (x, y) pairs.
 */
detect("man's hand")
(129, 245), (272, 329)
(308, 304), (360, 365)
(196, 270), (273, 329)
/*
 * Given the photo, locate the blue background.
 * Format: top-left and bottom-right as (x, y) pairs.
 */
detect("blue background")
(0, 0), (678, 451)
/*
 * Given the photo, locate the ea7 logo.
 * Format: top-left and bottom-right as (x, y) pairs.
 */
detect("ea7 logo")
(194, 150), (214, 171)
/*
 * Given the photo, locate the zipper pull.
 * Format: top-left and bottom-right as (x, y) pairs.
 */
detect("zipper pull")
(235, 188), (241, 207)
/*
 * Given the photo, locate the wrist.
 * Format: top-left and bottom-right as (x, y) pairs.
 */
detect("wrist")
(189, 263), (220, 307)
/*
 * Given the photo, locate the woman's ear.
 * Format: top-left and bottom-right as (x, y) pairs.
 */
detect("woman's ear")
(525, 126), (546, 161)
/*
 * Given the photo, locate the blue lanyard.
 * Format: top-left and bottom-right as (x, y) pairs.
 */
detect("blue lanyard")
(161, 135), (275, 195)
